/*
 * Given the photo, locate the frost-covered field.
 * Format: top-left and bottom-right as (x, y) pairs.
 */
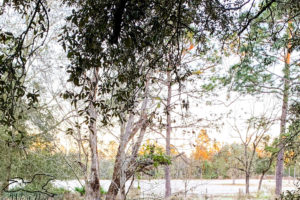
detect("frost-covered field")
(53, 179), (297, 198)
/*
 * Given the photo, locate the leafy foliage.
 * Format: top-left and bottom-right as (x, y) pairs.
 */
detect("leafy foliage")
(60, 0), (239, 125)
(74, 186), (85, 196)
(138, 143), (171, 168)
(0, 0), (49, 142)
(74, 186), (107, 196)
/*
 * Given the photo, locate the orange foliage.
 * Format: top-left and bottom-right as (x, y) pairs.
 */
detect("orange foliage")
(192, 129), (220, 161)
(284, 150), (295, 164)
(255, 146), (272, 159)
(188, 44), (194, 50)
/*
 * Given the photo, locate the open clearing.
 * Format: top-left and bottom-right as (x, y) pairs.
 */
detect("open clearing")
(54, 178), (298, 199)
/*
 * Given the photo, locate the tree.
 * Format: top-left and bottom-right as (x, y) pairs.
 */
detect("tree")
(0, 0), (49, 136)
(254, 136), (276, 192)
(105, 78), (151, 200)
(60, 1), (242, 199)
(2, 0), (289, 199)
(191, 129), (220, 179)
(229, 115), (273, 195)
(222, 0), (300, 195)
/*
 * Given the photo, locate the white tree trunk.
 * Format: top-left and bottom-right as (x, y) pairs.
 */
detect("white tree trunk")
(85, 69), (101, 200)
(106, 78), (150, 200)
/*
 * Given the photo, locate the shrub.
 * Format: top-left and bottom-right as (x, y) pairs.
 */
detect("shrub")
(74, 186), (85, 196)
(74, 186), (107, 196)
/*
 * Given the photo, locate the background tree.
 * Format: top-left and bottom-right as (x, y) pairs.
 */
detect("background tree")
(221, 0), (300, 195)
(229, 115), (274, 194)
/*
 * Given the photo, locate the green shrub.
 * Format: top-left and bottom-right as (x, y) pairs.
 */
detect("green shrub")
(74, 186), (107, 196)
(74, 186), (85, 196)
(100, 186), (107, 195)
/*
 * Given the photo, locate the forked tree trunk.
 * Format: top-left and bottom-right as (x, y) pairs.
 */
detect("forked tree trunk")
(275, 22), (291, 196)
(106, 80), (149, 200)
(85, 69), (101, 200)
(165, 70), (172, 198)
(106, 121), (148, 200)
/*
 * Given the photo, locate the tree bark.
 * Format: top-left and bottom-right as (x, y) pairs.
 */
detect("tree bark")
(258, 157), (273, 192)
(119, 115), (134, 200)
(275, 22), (291, 196)
(165, 70), (172, 198)
(85, 69), (101, 200)
(232, 169), (236, 185)
(106, 144), (124, 200)
(258, 171), (265, 192)
(245, 173), (250, 194)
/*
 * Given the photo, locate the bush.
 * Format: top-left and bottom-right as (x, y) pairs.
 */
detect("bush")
(74, 186), (85, 196)
(74, 186), (107, 196)
(100, 186), (107, 195)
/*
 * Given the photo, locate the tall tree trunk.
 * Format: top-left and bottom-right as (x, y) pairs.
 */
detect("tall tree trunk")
(245, 173), (250, 194)
(165, 70), (172, 198)
(119, 116), (134, 200)
(275, 22), (292, 196)
(85, 69), (101, 200)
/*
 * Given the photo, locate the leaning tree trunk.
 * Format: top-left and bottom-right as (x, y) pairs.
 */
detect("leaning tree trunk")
(275, 23), (291, 196)
(85, 69), (101, 200)
(106, 144), (124, 200)
(165, 70), (172, 198)
(258, 158), (273, 192)
(258, 171), (266, 192)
